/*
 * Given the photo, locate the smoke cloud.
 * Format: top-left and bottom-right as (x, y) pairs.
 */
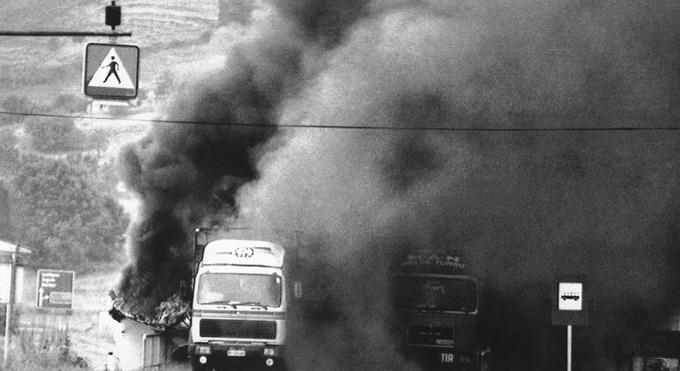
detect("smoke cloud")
(114, 0), (373, 322)
(237, 1), (680, 369)
(116, 0), (680, 369)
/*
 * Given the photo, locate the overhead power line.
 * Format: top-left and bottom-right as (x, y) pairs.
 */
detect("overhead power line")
(2, 109), (680, 132)
(0, 31), (131, 37)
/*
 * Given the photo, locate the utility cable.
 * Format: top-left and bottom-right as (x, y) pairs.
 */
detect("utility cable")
(2, 109), (680, 132)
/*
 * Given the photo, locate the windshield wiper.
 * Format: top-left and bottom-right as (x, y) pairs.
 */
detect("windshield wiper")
(200, 300), (239, 309)
(199, 301), (270, 310)
(228, 301), (269, 310)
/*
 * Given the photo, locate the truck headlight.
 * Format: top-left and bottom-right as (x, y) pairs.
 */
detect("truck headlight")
(197, 346), (212, 355)
(459, 355), (472, 363)
(263, 347), (278, 356)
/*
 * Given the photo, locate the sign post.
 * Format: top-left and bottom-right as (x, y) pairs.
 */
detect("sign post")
(2, 245), (17, 370)
(552, 275), (588, 371)
(0, 242), (31, 369)
(567, 324), (572, 371)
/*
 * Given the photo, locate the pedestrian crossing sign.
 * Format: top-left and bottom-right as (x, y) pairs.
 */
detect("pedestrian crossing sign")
(83, 42), (139, 99)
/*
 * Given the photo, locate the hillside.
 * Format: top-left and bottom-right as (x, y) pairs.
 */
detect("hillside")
(0, 0), (227, 105)
(0, 3), (239, 368)
(126, 0), (219, 46)
(0, 0), (219, 46)
(0, 2), (256, 368)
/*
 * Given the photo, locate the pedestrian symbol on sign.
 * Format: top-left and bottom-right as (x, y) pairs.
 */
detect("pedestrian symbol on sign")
(87, 48), (134, 89)
(103, 56), (121, 84)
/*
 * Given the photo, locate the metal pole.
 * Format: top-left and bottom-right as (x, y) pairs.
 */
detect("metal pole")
(2, 244), (18, 369)
(567, 325), (572, 371)
(0, 31), (131, 37)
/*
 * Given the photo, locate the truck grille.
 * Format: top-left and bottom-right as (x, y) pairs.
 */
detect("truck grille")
(407, 325), (454, 347)
(199, 319), (277, 339)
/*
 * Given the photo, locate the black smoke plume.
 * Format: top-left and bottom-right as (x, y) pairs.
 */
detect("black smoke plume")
(234, 1), (680, 370)
(114, 0), (372, 320)
(116, 0), (680, 369)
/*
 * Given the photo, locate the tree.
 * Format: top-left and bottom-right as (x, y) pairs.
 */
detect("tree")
(24, 116), (83, 152)
(1, 95), (35, 125)
(0, 127), (19, 174)
(10, 154), (128, 271)
(155, 70), (176, 98)
(1, 95), (34, 113)
(0, 183), (11, 239)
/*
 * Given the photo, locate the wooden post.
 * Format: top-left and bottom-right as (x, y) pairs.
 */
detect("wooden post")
(2, 244), (18, 369)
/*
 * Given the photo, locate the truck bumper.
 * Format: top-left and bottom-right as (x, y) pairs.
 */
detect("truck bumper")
(402, 347), (480, 371)
(189, 343), (285, 370)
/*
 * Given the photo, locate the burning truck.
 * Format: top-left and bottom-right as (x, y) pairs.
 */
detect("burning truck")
(109, 234), (304, 371)
(188, 238), (301, 371)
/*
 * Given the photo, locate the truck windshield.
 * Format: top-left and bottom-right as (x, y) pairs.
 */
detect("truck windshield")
(395, 275), (477, 312)
(197, 273), (282, 307)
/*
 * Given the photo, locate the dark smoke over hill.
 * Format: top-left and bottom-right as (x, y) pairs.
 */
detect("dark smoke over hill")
(116, 0), (680, 369)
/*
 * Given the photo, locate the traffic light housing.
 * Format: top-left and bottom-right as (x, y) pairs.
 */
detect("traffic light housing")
(105, 1), (121, 30)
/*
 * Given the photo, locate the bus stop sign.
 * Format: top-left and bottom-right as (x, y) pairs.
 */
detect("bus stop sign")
(83, 42), (139, 99)
(552, 274), (588, 326)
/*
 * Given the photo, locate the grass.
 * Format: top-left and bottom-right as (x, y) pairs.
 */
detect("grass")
(1, 323), (90, 370)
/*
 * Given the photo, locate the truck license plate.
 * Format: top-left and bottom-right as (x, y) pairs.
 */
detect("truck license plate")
(227, 348), (246, 357)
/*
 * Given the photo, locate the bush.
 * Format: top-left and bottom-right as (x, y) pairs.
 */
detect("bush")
(5, 324), (89, 370)
(52, 94), (89, 114)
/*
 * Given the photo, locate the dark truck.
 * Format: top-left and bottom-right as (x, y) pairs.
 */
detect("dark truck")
(392, 251), (489, 371)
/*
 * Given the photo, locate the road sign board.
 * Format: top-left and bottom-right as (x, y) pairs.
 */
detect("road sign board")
(83, 42), (139, 99)
(36, 269), (75, 309)
(558, 282), (583, 311)
(552, 275), (588, 326)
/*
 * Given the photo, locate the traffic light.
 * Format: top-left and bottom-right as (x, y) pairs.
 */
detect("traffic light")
(105, 1), (121, 30)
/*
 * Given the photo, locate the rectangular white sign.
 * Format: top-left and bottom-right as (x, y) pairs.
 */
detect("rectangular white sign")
(558, 282), (583, 311)
(0, 264), (24, 304)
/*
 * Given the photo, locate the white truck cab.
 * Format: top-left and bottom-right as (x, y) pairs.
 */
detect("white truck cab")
(189, 239), (289, 371)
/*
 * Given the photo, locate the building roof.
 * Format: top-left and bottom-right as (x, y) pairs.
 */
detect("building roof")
(0, 240), (33, 254)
